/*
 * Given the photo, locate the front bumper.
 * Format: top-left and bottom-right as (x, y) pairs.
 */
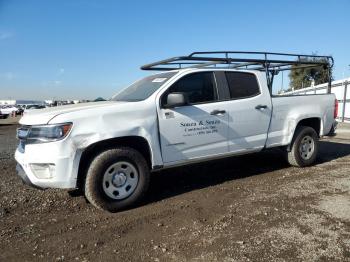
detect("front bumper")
(14, 140), (79, 189)
(16, 164), (44, 190)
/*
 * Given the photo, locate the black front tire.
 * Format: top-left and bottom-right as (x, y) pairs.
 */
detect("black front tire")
(84, 147), (150, 212)
(287, 126), (319, 167)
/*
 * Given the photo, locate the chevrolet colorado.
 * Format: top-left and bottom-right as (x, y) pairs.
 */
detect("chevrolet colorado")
(15, 52), (337, 212)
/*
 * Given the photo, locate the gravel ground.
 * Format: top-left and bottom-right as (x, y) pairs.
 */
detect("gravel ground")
(1, 124), (350, 261)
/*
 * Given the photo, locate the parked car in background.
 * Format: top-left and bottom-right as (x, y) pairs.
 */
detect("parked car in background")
(14, 105), (24, 115)
(0, 106), (8, 119)
(0, 105), (20, 118)
(23, 104), (46, 115)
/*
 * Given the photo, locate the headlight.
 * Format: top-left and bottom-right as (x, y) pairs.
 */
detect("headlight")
(17, 123), (72, 143)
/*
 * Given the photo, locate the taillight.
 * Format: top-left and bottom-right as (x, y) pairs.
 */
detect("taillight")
(334, 99), (338, 119)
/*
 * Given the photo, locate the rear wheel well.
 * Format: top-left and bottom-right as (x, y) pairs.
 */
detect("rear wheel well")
(76, 136), (152, 190)
(296, 118), (321, 136)
(285, 118), (321, 152)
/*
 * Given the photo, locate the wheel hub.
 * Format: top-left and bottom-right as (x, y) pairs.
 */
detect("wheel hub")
(301, 143), (310, 152)
(299, 135), (315, 160)
(112, 172), (127, 187)
(102, 161), (139, 200)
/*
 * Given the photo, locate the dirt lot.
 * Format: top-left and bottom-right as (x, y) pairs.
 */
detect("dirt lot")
(1, 124), (350, 262)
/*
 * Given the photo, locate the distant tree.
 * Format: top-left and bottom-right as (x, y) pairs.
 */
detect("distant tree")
(94, 97), (106, 102)
(289, 56), (333, 90)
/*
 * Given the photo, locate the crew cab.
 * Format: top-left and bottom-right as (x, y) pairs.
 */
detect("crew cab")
(15, 52), (337, 212)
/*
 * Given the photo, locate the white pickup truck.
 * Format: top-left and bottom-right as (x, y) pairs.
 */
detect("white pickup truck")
(15, 52), (337, 212)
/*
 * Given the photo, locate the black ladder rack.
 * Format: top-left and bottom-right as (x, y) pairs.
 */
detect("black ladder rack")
(141, 51), (334, 93)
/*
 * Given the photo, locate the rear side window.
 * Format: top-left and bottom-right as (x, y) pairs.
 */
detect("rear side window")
(225, 72), (260, 99)
(164, 72), (217, 104)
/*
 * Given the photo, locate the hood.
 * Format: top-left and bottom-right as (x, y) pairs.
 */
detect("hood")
(19, 101), (124, 125)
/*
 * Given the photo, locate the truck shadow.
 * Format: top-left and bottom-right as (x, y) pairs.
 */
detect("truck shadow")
(317, 140), (350, 164)
(145, 140), (350, 204)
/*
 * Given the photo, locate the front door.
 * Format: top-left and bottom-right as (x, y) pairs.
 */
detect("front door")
(158, 72), (229, 163)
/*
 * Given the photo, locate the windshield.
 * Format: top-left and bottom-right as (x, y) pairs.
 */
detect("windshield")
(111, 72), (177, 102)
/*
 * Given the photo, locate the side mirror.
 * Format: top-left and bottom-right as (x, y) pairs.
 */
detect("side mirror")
(165, 92), (188, 108)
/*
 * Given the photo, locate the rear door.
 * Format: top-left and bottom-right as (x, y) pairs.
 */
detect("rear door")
(157, 71), (229, 163)
(224, 71), (272, 153)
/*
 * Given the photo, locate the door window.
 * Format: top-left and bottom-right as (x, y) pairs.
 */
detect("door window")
(225, 72), (260, 99)
(162, 72), (217, 105)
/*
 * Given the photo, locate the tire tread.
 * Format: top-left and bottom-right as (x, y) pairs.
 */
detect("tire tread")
(287, 126), (318, 167)
(84, 147), (150, 212)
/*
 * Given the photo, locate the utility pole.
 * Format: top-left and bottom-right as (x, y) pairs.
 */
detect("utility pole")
(342, 80), (348, 122)
(341, 65), (350, 122)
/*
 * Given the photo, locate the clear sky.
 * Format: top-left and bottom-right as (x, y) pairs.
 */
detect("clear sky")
(0, 0), (349, 100)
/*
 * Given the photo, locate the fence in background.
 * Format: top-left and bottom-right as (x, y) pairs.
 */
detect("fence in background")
(282, 78), (350, 122)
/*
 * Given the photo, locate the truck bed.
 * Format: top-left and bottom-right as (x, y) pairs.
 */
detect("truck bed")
(266, 94), (336, 148)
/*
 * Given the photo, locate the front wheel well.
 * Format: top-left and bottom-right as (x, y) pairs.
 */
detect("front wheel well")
(76, 136), (152, 190)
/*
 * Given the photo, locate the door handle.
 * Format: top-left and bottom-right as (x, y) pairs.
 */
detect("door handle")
(255, 105), (268, 110)
(210, 109), (226, 115)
